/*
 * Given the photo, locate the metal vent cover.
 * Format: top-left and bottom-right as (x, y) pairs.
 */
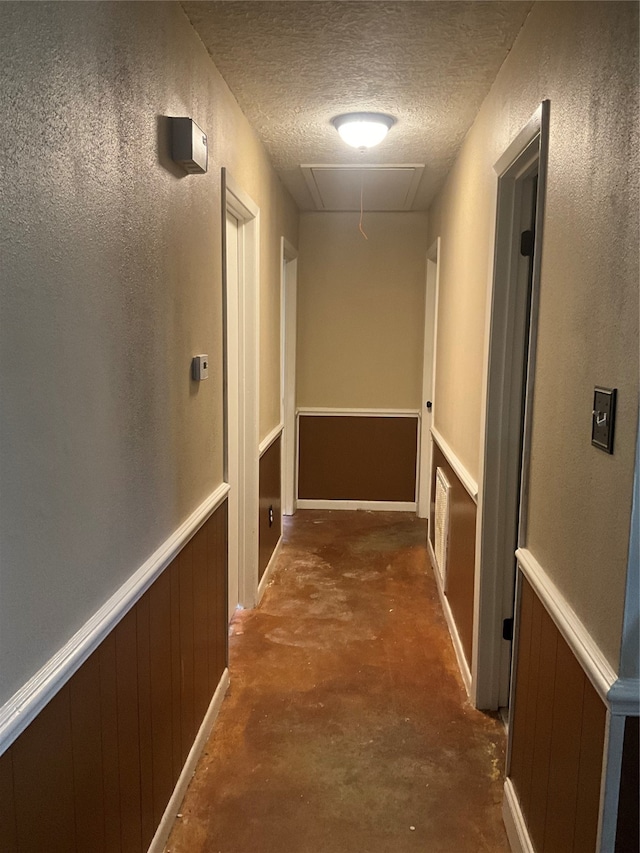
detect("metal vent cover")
(434, 467), (451, 590)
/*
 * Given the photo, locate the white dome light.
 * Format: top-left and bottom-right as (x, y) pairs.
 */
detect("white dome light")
(332, 113), (395, 149)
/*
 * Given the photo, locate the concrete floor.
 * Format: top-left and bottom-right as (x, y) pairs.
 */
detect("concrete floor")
(166, 511), (510, 853)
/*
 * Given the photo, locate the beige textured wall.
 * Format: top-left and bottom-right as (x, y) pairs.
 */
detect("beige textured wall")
(0, 1), (297, 706)
(297, 212), (428, 409)
(428, 1), (638, 668)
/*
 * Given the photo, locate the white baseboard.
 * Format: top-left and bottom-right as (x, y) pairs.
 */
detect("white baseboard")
(0, 482), (231, 757)
(257, 535), (283, 603)
(427, 539), (472, 696)
(297, 499), (416, 512)
(147, 668), (230, 853)
(503, 777), (535, 853)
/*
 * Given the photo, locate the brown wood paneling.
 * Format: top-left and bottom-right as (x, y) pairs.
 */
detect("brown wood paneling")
(430, 443), (476, 665)
(574, 684), (608, 853)
(69, 650), (106, 853)
(615, 715), (639, 853)
(115, 608), (143, 853)
(259, 434), (282, 579)
(298, 415), (418, 502)
(148, 568), (175, 827)
(509, 575), (606, 853)
(99, 631), (122, 852)
(208, 500), (228, 692)
(136, 591), (156, 848)
(0, 748), (18, 852)
(520, 594), (544, 806)
(0, 500), (229, 853)
(179, 541), (196, 762)
(544, 633), (585, 851)
(12, 687), (76, 853)
(509, 574), (535, 802)
(169, 555), (184, 781)
(528, 603), (558, 845)
(193, 524), (212, 724)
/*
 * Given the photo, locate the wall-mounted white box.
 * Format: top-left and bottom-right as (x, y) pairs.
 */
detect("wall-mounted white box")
(171, 117), (208, 174)
(192, 354), (209, 381)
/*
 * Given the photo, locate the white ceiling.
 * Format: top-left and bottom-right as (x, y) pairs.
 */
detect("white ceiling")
(182, 1), (533, 211)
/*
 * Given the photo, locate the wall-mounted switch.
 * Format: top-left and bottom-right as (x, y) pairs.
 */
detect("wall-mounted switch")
(591, 386), (616, 453)
(192, 354), (209, 381)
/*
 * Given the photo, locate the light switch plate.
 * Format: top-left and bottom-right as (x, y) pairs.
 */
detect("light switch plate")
(591, 386), (616, 453)
(192, 354), (209, 381)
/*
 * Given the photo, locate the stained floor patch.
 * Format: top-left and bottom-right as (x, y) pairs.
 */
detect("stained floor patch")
(165, 510), (509, 853)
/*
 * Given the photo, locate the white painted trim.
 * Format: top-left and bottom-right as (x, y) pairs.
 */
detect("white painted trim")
(473, 100), (550, 711)
(417, 239), (439, 518)
(225, 171), (260, 225)
(0, 483), (230, 757)
(502, 777), (535, 853)
(223, 202), (241, 619)
(224, 170), (261, 612)
(297, 500), (416, 512)
(428, 539), (472, 696)
(494, 103), (545, 175)
(282, 237), (298, 260)
(607, 678), (640, 716)
(516, 548), (617, 703)
(147, 668), (230, 853)
(256, 536), (283, 604)
(298, 407), (420, 418)
(430, 426), (478, 503)
(281, 238), (298, 517)
(259, 423), (284, 457)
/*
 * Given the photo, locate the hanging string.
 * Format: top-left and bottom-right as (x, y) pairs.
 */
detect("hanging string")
(359, 172), (368, 240)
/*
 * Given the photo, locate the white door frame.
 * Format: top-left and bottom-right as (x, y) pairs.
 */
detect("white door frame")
(417, 238), (440, 518)
(223, 168), (260, 614)
(281, 238), (298, 516)
(472, 101), (550, 710)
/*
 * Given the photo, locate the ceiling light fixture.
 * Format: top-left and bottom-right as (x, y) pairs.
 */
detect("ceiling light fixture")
(332, 112), (395, 149)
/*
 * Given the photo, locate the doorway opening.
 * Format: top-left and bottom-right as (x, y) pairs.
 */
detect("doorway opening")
(473, 102), (549, 712)
(223, 169), (260, 620)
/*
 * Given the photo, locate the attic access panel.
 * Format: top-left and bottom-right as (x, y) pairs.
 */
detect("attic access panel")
(301, 164), (425, 211)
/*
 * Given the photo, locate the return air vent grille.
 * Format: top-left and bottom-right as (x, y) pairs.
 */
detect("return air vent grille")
(434, 467), (451, 590)
(301, 164), (425, 211)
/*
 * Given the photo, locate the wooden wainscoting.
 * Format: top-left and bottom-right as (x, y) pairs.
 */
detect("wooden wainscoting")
(508, 575), (606, 853)
(0, 501), (228, 853)
(429, 443), (476, 667)
(298, 413), (418, 502)
(259, 433), (282, 580)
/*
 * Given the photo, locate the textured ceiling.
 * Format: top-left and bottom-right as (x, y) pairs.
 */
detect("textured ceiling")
(182, 1), (533, 211)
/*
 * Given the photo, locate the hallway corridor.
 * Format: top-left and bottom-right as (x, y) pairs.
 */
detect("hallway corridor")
(166, 511), (509, 853)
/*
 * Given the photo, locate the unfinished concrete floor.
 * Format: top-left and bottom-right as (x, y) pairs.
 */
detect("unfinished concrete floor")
(166, 511), (510, 853)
